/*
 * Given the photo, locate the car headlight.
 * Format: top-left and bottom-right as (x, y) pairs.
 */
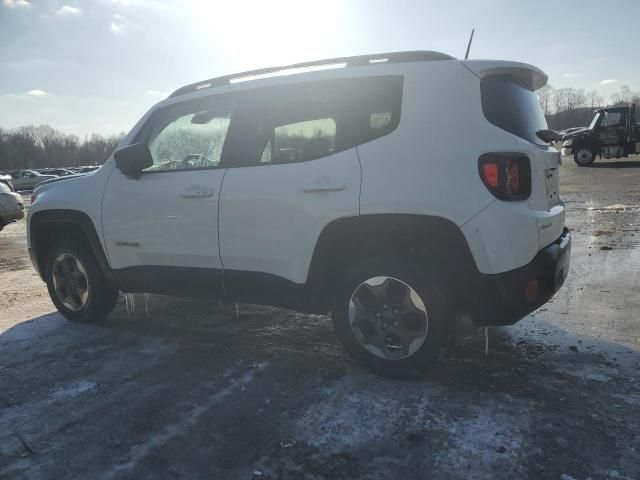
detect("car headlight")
(562, 139), (573, 147)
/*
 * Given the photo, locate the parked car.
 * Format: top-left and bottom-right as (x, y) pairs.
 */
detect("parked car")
(27, 50), (570, 377)
(562, 104), (639, 165)
(78, 166), (100, 174)
(37, 168), (75, 177)
(0, 173), (14, 191)
(9, 170), (57, 191)
(0, 180), (24, 231)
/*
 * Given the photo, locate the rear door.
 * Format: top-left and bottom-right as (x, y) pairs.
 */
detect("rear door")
(218, 78), (366, 288)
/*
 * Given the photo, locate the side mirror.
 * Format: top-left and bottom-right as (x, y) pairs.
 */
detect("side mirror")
(113, 143), (153, 176)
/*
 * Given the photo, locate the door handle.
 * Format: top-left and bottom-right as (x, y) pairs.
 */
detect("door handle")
(303, 178), (347, 193)
(180, 186), (214, 198)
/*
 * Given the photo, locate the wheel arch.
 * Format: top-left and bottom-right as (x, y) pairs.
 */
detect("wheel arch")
(30, 209), (115, 286)
(304, 214), (480, 313)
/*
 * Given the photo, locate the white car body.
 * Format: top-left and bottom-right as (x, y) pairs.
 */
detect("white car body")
(0, 181), (24, 229)
(28, 51), (570, 330)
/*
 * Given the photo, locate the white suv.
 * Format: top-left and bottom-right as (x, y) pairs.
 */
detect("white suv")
(27, 51), (570, 377)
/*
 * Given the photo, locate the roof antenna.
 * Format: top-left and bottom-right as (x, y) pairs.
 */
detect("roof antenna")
(464, 28), (475, 60)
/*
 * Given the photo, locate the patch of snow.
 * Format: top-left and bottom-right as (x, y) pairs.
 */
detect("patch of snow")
(295, 373), (529, 478)
(0, 313), (66, 343)
(295, 374), (437, 450)
(105, 361), (268, 478)
(434, 409), (525, 472)
(554, 364), (614, 382)
(51, 379), (97, 399)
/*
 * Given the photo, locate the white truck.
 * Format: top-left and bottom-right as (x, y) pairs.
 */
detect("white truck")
(28, 51), (570, 377)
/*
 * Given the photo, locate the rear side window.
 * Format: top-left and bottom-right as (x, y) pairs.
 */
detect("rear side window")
(234, 75), (403, 166)
(481, 76), (548, 146)
(260, 118), (337, 164)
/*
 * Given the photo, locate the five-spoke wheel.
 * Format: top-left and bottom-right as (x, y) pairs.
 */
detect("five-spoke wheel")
(332, 255), (448, 377)
(45, 238), (119, 322)
(52, 252), (90, 311)
(349, 276), (428, 360)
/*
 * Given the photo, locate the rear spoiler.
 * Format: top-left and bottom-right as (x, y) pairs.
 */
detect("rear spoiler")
(462, 60), (548, 91)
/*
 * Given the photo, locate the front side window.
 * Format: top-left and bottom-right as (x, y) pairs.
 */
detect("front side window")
(601, 111), (622, 128)
(143, 99), (231, 172)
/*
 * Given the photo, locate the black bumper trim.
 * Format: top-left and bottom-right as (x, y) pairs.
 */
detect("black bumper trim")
(471, 228), (571, 326)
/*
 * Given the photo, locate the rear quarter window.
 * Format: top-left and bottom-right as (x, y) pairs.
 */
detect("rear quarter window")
(481, 76), (548, 146)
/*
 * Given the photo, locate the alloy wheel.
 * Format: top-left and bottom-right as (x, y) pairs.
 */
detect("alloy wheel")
(52, 252), (89, 311)
(348, 276), (428, 360)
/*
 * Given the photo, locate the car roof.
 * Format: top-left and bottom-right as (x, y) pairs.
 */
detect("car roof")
(169, 50), (455, 99)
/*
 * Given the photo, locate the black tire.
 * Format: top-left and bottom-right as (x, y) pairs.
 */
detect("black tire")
(44, 237), (119, 322)
(331, 255), (450, 378)
(574, 147), (596, 166)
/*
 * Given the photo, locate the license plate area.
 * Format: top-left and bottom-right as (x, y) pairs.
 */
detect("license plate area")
(545, 168), (560, 207)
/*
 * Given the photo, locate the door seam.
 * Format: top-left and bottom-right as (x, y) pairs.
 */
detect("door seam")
(217, 167), (229, 295)
(355, 146), (363, 215)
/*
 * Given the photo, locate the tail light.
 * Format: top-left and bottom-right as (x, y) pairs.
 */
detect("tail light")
(478, 153), (531, 200)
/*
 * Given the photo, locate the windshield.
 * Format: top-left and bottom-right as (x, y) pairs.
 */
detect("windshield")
(481, 76), (549, 146)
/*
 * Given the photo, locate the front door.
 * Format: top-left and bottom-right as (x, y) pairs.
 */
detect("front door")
(101, 94), (233, 295)
(598, 109), (627, 147)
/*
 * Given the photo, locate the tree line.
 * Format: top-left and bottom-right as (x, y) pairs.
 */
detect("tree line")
(1, 82), (639, 171)
(0, 125), (125, 172)
(540, 84), (640, 131)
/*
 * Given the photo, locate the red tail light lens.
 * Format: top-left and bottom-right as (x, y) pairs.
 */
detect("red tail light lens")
(478, 153), (531, 200)
(481, 163), (499, 188)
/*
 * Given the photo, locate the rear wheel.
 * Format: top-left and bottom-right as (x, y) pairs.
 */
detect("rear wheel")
(331, 255), (449, 378)
(45, 238), (119, 322)
(574, 147), (596, 166)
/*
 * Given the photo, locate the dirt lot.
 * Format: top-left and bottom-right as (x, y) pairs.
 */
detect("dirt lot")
(1, 158), (640, 480)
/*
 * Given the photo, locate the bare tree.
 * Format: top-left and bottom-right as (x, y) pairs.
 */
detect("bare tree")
(0, 125), (124, 171)
(554, 88), (568, 115)
(611, 85), (633, 105)
(538, 84), (555, 116)
(587, 90), (603, 110)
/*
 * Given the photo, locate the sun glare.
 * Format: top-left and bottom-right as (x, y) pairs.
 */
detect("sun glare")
(191, 0), (344, 71)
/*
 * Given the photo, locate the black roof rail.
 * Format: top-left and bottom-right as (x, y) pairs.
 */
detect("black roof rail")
(168, 50), (454, 98)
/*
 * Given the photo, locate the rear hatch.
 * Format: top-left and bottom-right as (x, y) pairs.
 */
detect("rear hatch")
(466, 60), (565, 250)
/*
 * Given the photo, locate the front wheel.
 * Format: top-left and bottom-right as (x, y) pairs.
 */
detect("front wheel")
(574, 147), (596, 166)
(331, 256), (449, 378)
(45, 238), (119, 322)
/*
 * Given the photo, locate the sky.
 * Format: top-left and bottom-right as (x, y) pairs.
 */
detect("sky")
(1, 0), (639, 136)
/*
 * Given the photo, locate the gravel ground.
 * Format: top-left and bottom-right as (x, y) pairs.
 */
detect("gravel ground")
(1, 157), (639, 480)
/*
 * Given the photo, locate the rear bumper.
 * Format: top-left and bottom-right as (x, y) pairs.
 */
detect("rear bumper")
(470, 228), (571, 326)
